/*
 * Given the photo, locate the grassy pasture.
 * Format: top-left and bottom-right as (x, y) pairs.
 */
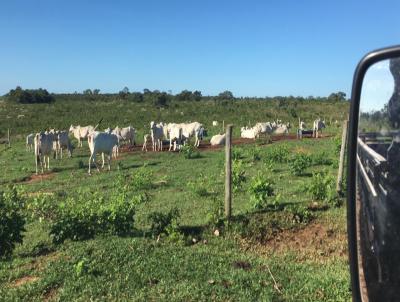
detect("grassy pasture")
(0, 99), (350, 301)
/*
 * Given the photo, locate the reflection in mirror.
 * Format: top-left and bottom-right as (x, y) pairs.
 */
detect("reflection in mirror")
(357, 58), (400, 300)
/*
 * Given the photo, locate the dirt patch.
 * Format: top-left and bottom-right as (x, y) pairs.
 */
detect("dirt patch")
(22, 172), (55, 184)
(43, 286), (59, 302)
(9, 276), (39, 288)
(118, 134), (331, 154)
(240, 222), (347, 263)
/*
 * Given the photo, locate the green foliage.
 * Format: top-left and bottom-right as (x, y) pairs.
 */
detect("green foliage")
(6, 86), (54, 104)
(206, 196), (225, 228)
(249, 174), (275, 209)
(286, 204), (314, 224)
(306, 170), (335, 201)
(232, 160), (246, 192)
(311, 151), (333, 166)
(187, 173), (211, 197)
(0, 186), (26, 257)
(50, 192), (137, 244)
(232, 148), (244, 161)
(131, 167), (154, 191)
(181, 144), (200, 159)
(247, 146), (261, 162)
(265, 146), (290, 163)
(333, 136), (342, 155)
(26, 193), (58, 222)
(147, 208), (180, 237)
(288, 153), (312, 175)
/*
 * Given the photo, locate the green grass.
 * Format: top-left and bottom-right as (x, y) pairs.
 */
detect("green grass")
(0, 99), (350, 301)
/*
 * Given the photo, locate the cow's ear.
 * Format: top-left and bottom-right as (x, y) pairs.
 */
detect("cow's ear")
(347, 45), (400, 302)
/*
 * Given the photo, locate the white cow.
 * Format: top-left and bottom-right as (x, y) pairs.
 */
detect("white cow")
(150, 121), (164, 151)
(241, 127), (257, 139)
(69, 125), (94, 147)
(142, 134), (150, 152)
(181, 122), (205, 147)
(26, 133), (34, 151)
(34, 132), (54, 174)
(212, 121), (218, 127)
(55, 131), (73, 159)
(299, 121), (306, 130)
(313, 119), (326, 138)
(168, 123), (184, 151)
(87, 132), (119, 174)
(113, 126), (136, 146)
(254, 122), (275, 138)
(210, 133), (226, 146)
(274, 124), (289, 135)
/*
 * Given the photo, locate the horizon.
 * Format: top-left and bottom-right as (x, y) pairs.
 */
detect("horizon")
(1, 0), (399, 97)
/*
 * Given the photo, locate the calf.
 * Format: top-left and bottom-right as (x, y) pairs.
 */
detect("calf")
(26, 133), (34, 151)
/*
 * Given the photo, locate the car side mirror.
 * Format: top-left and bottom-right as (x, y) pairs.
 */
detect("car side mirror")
(348, 45), (400, 301)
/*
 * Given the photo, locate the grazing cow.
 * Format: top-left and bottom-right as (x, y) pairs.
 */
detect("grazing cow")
(254, 122), (275, 138)
(87, 132), (119, 174)
(210, 133), (226, 146)
(142, 134), (150, 152)
(241, 127), (257, 139)
(69, 125), (94, 147)
(313, 119), (326, 138)
(113, 126), (136, 146)
(181, 122), (205, 147)
(168, 124), (184, 151)
(26, 133), (34, 151)
(34, 132), (54, 174)
(299, 121), (306, 130)
(212, 121), (218, 127)
(274, 124), (289, 135)
(150, 121), (164, 151)
(56, 131), (73, 159)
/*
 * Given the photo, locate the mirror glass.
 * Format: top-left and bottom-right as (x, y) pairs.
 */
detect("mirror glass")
(357, 58), (400, 300)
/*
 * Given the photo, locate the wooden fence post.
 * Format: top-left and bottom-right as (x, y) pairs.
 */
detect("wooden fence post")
(336, 120), (349, 194)
(7, 129), (10, 148)
(225, 124), (233, 220)
(222, 120), (225, 133)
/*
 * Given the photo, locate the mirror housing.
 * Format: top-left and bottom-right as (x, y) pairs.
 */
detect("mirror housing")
(348, 45), (400, 301)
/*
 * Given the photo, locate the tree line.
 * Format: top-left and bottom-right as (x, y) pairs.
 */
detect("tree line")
(3, 86), (348, 105)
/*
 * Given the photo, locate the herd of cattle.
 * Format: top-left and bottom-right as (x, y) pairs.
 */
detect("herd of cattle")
(25, 118), (326, 175)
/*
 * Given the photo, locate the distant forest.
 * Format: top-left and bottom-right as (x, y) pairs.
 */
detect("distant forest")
(2, 86), (349, 106)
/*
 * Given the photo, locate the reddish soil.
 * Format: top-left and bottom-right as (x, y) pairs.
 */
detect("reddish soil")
(9, 276), (39, 288)
(119, 134), (332, 154)
(22, 172), (55, 184)
(240, 222), (347, 263)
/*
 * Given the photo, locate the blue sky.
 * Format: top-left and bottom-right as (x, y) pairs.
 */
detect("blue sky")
(1, 0), (399, 97)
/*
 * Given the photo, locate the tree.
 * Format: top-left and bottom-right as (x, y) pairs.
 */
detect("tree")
(154, 92), (169, 107)
(83, 89), (92, 95)
(218, 90), (234, 100)
(93, 89), (100, 95)
(193, 90), (202, 101)
(119, 87), (130, 99)
(6, 87), (54, 103)
(176, 90), (193, 101)
(328, 91), (347, 102)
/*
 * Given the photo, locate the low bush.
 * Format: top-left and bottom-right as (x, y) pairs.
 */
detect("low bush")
(311, 151), (333, 166)
(181, 144), (200, 159)
(306, 170), (335, 201)
(249, 173), (275, 209)
(247, 146), (261, 162)
(50, 192), (137, 244)
(206, 196), (225, 228)
(0, 186), (26, 258)
(232, 148), (244, 161)
(26, 193), (58, 222)
(286, 204), (314, 224)
(288, 153), (312, 176)
(147, 208), (184, 242)
(232, 160), (246, 192)
(131, 167), (153, 191)
(265, 146), (290, 163)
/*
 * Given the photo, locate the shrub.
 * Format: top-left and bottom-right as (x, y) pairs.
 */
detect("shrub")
(311, 151), (333, 166)
(148, 208), (181, 237)
(131, 167), (153, 191)
(286, 205), (314, 224)
(0, 186), (26, 257)
(50, 192), (137, 244)
(333, 136), (342, 155)
(232, 148), (244, 161)
(26, 193), (58, 222)
(187, 173), (211, 197)
(232, 160), (246, 192)
(288, 153), (312, 175)
(266, 146), (289, 163)
(306, 170), (335, 201)
(247, 146), (261, 162)
(206, 196), (225, 228)
(181, 144), (200, 159)
(249, 174), (275, 209)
